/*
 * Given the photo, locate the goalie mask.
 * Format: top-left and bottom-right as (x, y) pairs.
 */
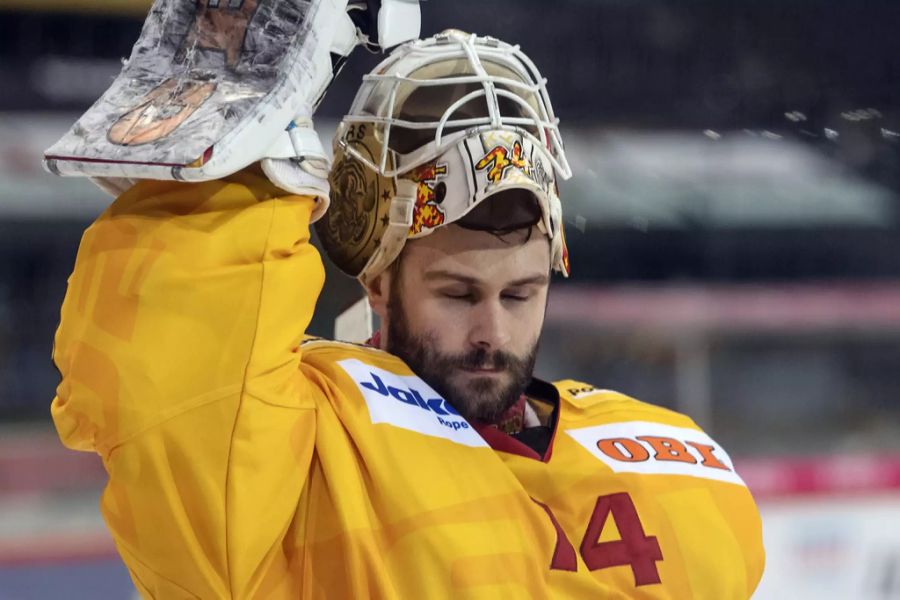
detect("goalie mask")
(316, 30), (572, 285)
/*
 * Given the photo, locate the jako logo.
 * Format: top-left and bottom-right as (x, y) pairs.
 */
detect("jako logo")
(339, 359), (486, 446)
(361, 372), (462, 420)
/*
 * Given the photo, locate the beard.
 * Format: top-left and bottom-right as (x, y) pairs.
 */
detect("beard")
(385, 291), (539, 424)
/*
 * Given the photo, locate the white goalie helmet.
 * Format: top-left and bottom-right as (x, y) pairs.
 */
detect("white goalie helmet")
(316, 29), (572, 284)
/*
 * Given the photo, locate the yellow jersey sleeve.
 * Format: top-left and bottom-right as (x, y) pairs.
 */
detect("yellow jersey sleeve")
(553, 382), (765, 598)
(51, 170), (324, 598)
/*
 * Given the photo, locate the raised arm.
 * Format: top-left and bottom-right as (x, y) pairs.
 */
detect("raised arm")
(52, 168), (324, 597)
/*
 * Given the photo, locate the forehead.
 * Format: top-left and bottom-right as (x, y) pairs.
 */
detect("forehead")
(400, 224), (551, 284)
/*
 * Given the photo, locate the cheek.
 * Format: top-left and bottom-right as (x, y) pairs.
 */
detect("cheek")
(511, 300), (546, 345)
(402, 297), (469, 352)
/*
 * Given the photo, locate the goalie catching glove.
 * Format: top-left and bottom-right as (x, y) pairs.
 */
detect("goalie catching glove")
(43, 0), (420, 221)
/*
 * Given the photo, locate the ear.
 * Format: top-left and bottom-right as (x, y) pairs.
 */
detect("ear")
(363, 271), (390, 322)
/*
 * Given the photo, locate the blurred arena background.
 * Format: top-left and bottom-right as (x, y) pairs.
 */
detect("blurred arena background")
(1, 0), (900, 597)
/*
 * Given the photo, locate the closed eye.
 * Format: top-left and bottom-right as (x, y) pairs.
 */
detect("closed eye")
(502, 293), (530, 302)
(443, 292), (475, 302)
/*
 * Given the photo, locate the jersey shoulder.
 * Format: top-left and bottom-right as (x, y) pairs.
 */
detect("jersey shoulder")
(552, 378), (698, 430)
(552, 378), (749, 487)
(300, 335), (409, 372)
(551, 381), (763, 596)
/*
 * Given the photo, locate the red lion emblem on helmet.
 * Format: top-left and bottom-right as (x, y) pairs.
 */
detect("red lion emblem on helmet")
(408, 162), (448, 235)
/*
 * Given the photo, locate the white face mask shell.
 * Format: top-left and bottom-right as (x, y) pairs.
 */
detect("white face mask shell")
(356, 130), (569, 285)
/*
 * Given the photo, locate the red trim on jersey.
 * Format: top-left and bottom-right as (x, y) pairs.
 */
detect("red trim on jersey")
(531, 498), (578, 571)
(472, 421), (543, 460)
(472, 378), (562, 462)
(542, 413), (560, 462)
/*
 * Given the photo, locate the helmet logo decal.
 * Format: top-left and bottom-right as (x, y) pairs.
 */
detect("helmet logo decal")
(409, 162), (448, 235)
(475, 141), (529, 183)
(560, 221), (571, 275)
(327, 154), (378, 245)
(317, 132), (392, 278)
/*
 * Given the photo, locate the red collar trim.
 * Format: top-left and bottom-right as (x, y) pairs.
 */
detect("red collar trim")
(473, 378), (561, 463)
(472, 421), (544, 461)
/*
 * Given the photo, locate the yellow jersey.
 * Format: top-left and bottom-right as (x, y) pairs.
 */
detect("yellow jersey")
(51, 172), (764, 599)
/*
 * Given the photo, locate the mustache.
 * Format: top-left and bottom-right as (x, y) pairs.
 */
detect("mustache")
(450, 348), (520, 371)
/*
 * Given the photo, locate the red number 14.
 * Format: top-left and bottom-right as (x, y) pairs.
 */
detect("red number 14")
(534, 493), (664, 586)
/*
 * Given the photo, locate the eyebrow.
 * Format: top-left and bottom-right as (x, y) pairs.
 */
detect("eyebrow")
(422, 270), (550, 287)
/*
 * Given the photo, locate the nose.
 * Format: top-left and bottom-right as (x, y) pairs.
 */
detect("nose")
(467, 298), (512, 351)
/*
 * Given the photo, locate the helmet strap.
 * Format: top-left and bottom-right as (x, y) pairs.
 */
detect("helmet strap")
(360, 178), (418, 286)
